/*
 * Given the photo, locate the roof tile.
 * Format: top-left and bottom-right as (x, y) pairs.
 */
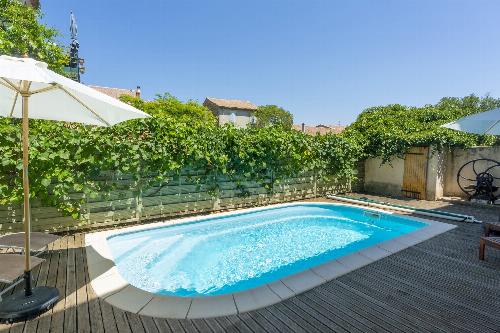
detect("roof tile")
(292, 124), (346, 135)
(204, 97), (257, 110)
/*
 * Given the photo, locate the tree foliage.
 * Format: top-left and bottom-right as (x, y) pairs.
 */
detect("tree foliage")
(343, 95), (499, 162)
(254, 105), (294, 129)
(120, 94), (216, 125)
(0, 0), (67, 71)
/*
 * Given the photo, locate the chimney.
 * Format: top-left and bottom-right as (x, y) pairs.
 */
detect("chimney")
(301, 123), (305, 132)
(135, 86), (141, 98)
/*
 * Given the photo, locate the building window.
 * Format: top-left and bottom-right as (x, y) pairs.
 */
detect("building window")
(230, 112), (236, 124)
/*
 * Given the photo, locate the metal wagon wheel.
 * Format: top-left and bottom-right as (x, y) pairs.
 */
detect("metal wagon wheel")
(456, 158), (500, 201)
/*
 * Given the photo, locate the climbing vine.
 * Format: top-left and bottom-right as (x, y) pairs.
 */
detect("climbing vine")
(0, 95), (359, 218)
(343, 95), (500, 162)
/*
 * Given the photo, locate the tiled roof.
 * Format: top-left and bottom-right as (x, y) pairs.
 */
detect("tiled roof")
(22, 0), (39, 8)
(292, 124), (346, 135)
(204, 97), (258, 110)
(89, 85), (138, 99)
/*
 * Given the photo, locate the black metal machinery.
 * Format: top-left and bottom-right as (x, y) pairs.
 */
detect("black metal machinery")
(457, 158), (500, 204)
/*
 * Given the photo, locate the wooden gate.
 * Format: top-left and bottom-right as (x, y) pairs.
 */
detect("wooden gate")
(401, 147), (429, 199)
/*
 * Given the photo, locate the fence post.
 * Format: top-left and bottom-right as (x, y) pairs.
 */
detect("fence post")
(313, 170), (318, 197)
(135, 175), (143, 222)
(212, 170), (220, 211)
(178, 170), (183, 212)
(82, 190), (90, 227)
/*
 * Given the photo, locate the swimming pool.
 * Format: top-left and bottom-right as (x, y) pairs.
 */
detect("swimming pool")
(106, 203), (426, 297)
(86, 202), (456, 318)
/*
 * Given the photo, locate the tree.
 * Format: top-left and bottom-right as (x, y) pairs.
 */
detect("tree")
(0, 0), (67, 71)
(254, 105), (293, 129)
(120, 93), (216, 125)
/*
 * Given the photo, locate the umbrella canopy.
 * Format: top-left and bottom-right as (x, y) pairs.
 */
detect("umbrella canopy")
(0, 55), (148, 125)
(0, 55), (149, 321)
(442, 108), (500, 135)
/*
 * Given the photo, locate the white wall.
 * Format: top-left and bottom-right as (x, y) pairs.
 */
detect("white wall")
(363, 146), (500, 200)
(218, 108), (254, 128)
(443, 146), (500, 198)
(364, 157), (405, 196)
(426, 149), (445, 200)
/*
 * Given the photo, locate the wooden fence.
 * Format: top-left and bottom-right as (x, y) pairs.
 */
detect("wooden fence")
(0, 169), (351, 233)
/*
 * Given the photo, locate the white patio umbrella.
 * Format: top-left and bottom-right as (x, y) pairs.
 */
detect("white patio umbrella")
(0, 55), (149, 320)
(442, 108), (500, 135)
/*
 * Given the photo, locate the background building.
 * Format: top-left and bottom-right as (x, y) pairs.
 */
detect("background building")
(292, 123), (346, 135)
(204, 97), (257, 128)
(89, 85), (141, 99)
(22, 0), (39, 8)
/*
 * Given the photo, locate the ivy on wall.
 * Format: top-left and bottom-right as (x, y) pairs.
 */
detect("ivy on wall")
(343, 95), (500, 162)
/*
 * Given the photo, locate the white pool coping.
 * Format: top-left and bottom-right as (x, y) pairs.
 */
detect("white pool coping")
(85, 201), (457, 319)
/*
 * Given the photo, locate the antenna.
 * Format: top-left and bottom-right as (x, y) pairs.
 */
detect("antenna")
(65, 12), (84, 82)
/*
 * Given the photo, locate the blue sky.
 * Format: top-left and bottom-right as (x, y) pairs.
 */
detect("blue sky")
(42, 0), (500, 125)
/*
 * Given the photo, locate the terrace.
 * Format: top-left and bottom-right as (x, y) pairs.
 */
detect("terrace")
(1, 195), (499, 333)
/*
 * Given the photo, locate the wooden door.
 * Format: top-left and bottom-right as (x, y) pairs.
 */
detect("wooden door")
(401, 147), (429, 199)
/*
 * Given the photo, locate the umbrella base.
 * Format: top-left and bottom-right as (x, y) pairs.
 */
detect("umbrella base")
(0, 286), (59, 323)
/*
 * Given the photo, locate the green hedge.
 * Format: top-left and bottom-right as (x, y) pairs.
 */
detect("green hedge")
(0, 95), (360, 218)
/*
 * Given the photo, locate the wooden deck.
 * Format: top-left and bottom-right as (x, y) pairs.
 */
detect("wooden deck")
(1, 198), (499, 333)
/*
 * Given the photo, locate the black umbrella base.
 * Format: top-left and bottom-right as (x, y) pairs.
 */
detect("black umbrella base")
(0, 286), (59, 323)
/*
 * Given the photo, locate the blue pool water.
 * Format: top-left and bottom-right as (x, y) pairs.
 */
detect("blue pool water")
(107, 203), (426, 297)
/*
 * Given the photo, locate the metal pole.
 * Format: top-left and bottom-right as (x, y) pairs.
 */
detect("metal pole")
(21, 87), (32, 296)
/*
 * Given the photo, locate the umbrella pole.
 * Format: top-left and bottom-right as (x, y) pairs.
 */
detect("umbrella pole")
(21, 92), (32, 297)
(0, 84), (59, 323)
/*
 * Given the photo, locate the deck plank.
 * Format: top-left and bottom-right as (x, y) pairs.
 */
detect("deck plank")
(347, 263), (499, 333)
(273, 301), (325, 333)
(111, 307), (132, 333)
(244, 311), (286, 333)
(179, 319), (200, 333)
(140, 316), (160, 333)
(125, 312), (145, 333)
(235, 313), (266, 333)
(340, 272), (477, 333)
(9, 241), (52, 333)
(203, 318), (224, 333)
(365, 259), (500, 327)
(63, 235), (77, 333)
(36, 237), (63, 333)
(302, 289), (391, 333)
(86, 251), (105, 333)
(213, 317), (239, 333)
(99, 299), (119, 333)
(75, 234), (91, 333)
(166, 319), (186, 333)
(190, 319), (213, 333)
(224, 315), (254, 333)
(316, 282), (422, 333)
(50, 236), (69, 333)
(153, 318), (174, 333)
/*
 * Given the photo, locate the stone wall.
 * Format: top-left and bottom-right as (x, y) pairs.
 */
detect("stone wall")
(362, 145), (499, 200)
(363, 156), (405, 197)
(443, 146), (500, 198)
